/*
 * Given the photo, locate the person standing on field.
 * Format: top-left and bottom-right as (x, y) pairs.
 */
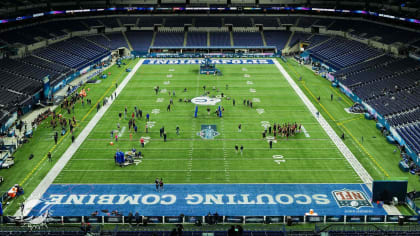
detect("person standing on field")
(155, 178), (159, 191)
(140, 137), (145, 148)
(159, 178), (164, 192)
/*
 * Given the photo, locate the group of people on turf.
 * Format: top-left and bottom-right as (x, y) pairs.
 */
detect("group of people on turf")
(262, 122), (302, 140)
(155, 177), (164, 191)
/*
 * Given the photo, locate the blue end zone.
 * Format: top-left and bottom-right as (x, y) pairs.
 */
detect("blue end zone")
(29, 184), (387, 216)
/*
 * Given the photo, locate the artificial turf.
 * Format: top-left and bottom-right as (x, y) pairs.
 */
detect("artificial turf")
(2, 57), (417, 216)
(55, 61), (359, 184)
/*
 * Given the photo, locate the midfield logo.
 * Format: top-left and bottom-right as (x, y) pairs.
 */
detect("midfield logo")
(198, 125), (219, 140)
(332, 189), (373, 209)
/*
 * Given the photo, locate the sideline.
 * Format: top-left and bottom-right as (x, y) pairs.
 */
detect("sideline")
(273, 60), (373, 185)
(1, 61), (126, 214)
(17, 60), (129, 188)
(274, 59), (400, 216)
(284, 60), (389, 178)
(17, 59), (145, 216)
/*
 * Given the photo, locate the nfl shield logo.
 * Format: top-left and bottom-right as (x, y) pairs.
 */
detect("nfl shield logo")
(197, 125), (219, 139)
(332, 189), (373, 209)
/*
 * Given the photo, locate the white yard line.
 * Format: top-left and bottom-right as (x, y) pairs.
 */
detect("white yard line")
(273, 59), (400, 215)
(18, 59), (145, 216)
(61, 169), (354, 172)
(79, 147), (338, 150)
(70, 158), (345, 161)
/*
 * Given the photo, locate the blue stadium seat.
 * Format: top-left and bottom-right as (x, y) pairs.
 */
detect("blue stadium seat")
(232, 32), (263, 46)
(210, 32), (231, 46)
(125, 31), (154, 52)
(154, 32), (184, 47)
(187, 32), (207, 47)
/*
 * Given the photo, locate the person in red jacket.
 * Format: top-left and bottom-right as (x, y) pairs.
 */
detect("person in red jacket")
(140, 137), (144, 148)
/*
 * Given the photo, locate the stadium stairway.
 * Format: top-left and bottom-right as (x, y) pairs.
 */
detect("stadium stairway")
(97, 19), (105, 28)
(337, 52), (386, 72)
(327, 20), (336, 29)
(32, 55), (71, 70)
(102, 33), (111, 42)
(183, 31), (188, 47)
(261, 31), (267, 46)
(407, 37), (420, 45)
(84, 34), (110, 50)
(122, 31), (133, 51)
(230, 31), (234, 46)
(80, 20), (89, 30)
(116, 18), (123, 27)
(305, 34), (315, 42)
(307, 36), (334, 50)
(295, 17), (301, 26)
(150, 31), (157, 47)
(285, 31), (295, 48)
(207, 32), (210, 47)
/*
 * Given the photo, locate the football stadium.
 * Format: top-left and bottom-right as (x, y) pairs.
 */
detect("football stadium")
(0, 0), (420, 235)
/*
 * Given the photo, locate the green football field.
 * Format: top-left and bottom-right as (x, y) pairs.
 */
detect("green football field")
(2, 57), (418, 215)
(55, 61), (360, 184)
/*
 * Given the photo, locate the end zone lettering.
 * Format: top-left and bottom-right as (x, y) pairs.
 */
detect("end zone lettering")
(45, 193), (329, 206)
(47, 194), (176, 205)
(144, 59), (273, 65)
(30, 184), (387, 216)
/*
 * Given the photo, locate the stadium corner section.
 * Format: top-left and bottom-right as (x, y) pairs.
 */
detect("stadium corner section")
(24, 58), (394, 217)
(16, 59), (146, 217)
(1, 59), (136, 215)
